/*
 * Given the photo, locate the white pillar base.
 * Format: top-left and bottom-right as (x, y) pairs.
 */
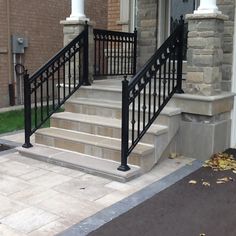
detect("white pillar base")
(66, 16), (89, 21)
(194, 9), (222, 14)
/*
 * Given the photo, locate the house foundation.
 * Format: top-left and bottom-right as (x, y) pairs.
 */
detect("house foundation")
(173, 12), (234, 160)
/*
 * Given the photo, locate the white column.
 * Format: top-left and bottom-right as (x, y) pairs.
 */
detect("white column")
(67, 0), (87, 21)
(194, 0), (221, 14)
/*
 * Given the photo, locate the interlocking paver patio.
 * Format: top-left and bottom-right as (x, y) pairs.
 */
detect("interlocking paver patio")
(0, 132), (194, 235)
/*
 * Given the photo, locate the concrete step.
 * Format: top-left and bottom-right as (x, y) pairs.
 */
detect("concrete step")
(17, 145), (141, 182)
(72, 80), (182, 102)
(35, 127), (155, 172)
(51, 112), (168, 145)
(65, 97), (182, 127)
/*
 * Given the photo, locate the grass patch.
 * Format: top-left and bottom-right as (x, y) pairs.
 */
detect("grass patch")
(0, 107), (64, 135)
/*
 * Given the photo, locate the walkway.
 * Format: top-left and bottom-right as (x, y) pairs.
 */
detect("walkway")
(0, 131), (196, 235)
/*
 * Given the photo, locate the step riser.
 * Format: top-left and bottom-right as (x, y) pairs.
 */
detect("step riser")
(74, 88), (122, 101)
(35, 133), (155, 172)
(73, 87), (174, 104)
(51, 117), (156, 144)
(65, 102), (175, 127)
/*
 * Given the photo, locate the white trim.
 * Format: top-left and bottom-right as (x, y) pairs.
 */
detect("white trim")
(158, 0), (170, 47)
(230, 4), (236, 147)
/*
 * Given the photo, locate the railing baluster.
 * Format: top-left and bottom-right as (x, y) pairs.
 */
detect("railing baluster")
(102, 35), (105, 75)
(138, 81), (141, 137)
(133, 29), (137, 75)
(121, 37), (123, 75)
(63, 55), (66, 100)
(110, 35), (113, 75)
(98, 35), (101, 75)
(34, 80), (37, 129)
(94, 36), (97, 75)
(172, 51), (176, 91)
(143, 83), (146, 131)
(52, 65), (55, 110)
(131, 90), (135, 144)
(114, 36), (116, 75)
(153, 71), (157, 115)
(57, 61), (60, 105)
(117, 38), (120, 74)
(46, 71), (49, 116)
(74, 45), (76, 88)
(168, 57), (171, 95)
(124, 37), (127, 75)
(148, 78), (152, 122)
(158, 65), (162, 108)
(128, 37), (131, 74)
(163, 59), (167, 101)
(40, 77), (43, 123)
(68, 50), (71, 94)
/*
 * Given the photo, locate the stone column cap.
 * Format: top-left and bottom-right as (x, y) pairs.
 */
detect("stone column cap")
(186, 13), (229, 21)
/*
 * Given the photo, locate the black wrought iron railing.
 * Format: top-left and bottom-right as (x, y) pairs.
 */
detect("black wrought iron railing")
(118, 19), (184, 171)
(22, 24), (89, 148)
(93, 29), (137, 76)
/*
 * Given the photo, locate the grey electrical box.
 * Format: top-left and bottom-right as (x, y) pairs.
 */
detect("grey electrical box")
(11, 35), (28, 54)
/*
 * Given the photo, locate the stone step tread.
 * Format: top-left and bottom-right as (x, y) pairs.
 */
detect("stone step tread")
(67, 97), (182, 116)
(36, 127), (154, 156)
(17, 145), (141, 182)
(51, 112), (168, 135)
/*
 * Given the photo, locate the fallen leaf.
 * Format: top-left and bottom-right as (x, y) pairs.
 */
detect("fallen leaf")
(169, 153), (179, 159)
(202, 182), (210, 187)
(204, 153), (236, 171)
(189, 180), (197, 185)
(218, 177), (230, 182)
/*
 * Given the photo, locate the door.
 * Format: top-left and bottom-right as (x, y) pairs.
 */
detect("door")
(158, 0), (200, 72)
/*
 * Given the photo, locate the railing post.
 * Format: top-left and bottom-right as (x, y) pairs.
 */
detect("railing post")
(176, 17), (184, 94)
(22, 71), (33, 148)
(83, 22), (90, 85)
(118, 76), (130, 171)
(133, 28), (137, 75)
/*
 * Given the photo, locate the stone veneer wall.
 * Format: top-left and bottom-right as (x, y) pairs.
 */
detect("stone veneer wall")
(217, 0), (235, 92)
(136, 0), (158, 69)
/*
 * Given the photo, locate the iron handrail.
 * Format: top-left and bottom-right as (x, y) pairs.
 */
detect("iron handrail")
(118, 19), (184, 171)
(23, 24), (89, 148)
(93, 28), (137, 76)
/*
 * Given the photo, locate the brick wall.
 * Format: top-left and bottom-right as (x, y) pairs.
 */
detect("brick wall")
(108, 0), (122, 31)
(0, 0), (108, 108)
(217, 0), (235, 91)
(86, 0), (108, 29)
(0, 0), (9, 107)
